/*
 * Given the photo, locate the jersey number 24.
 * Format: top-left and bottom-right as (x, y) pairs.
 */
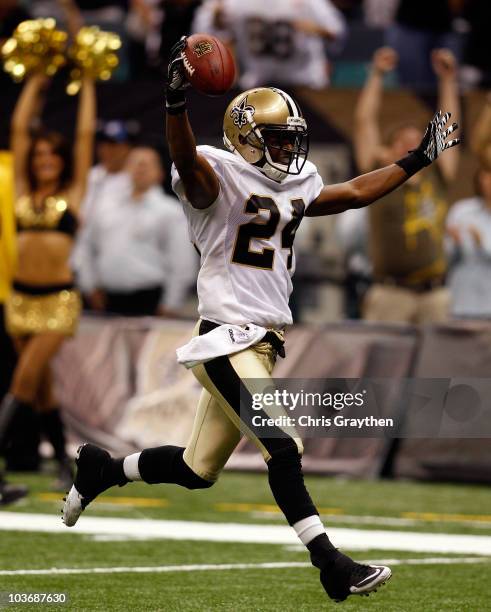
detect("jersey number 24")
(231, 195), (305, 270)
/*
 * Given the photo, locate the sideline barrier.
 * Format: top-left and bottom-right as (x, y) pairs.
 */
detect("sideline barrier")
(53, 316), (491, 482)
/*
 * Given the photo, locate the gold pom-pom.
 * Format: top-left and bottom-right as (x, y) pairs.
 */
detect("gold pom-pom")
(1, 18), (67, 82)
(67, 26), (121, 95)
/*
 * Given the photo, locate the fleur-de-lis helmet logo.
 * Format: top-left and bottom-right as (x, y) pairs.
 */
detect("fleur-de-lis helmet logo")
(230, 96), (255, 129)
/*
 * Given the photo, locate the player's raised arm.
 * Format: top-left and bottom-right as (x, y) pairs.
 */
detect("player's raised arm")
(306, 110), (460, 217)
(165, 37), (220, 210)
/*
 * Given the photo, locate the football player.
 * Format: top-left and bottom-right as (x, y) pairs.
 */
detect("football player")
(63, 38), (459, 602)
(192, 0), (346, 89)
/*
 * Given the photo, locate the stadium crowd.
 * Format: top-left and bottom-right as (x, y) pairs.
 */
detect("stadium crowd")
(1, 1), (491, 86)
(1, 0), (491, 503)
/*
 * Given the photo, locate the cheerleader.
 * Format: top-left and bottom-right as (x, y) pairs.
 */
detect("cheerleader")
(0, 72), (95, 486)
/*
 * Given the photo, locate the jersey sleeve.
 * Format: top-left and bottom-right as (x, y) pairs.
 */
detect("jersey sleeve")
(304, 166), (324, 212)
(171, 146), (229, 211)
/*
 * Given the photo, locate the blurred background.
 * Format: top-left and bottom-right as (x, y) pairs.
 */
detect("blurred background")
(1, 0), (491, 500)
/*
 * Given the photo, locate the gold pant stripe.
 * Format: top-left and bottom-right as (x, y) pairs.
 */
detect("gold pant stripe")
(183, 320), (302, 482)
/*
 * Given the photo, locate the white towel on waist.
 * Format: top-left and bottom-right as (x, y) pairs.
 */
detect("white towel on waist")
(176, 323), (267, 369)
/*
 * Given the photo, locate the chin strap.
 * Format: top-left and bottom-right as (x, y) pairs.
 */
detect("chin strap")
(261, 148), (289, 182)
(257, 162), (287, 183)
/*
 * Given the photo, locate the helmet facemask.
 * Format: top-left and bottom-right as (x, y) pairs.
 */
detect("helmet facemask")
(252, 119), (309, 182)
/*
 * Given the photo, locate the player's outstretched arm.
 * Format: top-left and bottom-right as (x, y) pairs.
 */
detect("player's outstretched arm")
(165, 37), (219, 210)
(306, 110), (460, 217)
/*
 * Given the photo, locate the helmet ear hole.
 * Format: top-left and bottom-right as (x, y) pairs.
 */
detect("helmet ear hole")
(238, 134), (248, 145)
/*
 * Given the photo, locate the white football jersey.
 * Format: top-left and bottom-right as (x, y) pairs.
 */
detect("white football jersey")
(172, 146), (323, 328)
(192, 0), (346, 89)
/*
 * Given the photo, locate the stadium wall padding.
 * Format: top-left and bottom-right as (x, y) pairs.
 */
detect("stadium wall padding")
(53, 317), (491, 483)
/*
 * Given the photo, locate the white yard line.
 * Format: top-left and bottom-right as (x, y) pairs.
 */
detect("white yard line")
(1, 512), (491, 555)
(250, 512), (491, 529)
(0, 558), (489, 577)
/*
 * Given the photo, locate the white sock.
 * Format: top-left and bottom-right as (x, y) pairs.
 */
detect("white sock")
(123, 452), (142, 481)
(293, 515), (325, 546)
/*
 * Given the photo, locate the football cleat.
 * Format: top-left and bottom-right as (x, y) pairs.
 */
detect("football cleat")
(319, 553), (392, 602)
(62, 444), (120, 527)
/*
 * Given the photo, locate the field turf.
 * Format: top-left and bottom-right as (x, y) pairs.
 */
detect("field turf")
(0, 471), (490, 611)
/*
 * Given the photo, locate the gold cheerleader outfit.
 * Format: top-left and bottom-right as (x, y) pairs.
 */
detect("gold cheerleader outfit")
(6, 194), (81, 337)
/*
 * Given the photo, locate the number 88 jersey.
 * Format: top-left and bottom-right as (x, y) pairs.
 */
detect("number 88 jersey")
(171, 145), (323, 328)
(192, 0), (346, 90)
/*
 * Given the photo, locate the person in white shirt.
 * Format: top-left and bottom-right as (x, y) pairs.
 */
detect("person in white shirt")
(335, 207), (372, 318)
(79, 120), (133, 224)
(64, 37), (459, 603)
(71, 121), (133, 284)
(75, 146), (197, 316)
(446, 166), (491, 318)
(192, 0), (346, 89)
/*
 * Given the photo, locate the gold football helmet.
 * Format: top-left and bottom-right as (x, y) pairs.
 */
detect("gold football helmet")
(223, 87), (309, 182)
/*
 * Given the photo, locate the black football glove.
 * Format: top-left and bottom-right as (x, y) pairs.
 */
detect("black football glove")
(165, 36), (190, 115)
(396, 110), (460, 176)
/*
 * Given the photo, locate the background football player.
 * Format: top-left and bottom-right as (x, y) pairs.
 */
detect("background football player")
(63, 37), (459, 603)
(192, 0), (346, 89)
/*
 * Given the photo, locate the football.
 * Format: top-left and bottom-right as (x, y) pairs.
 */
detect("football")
(182, 33), (236, 96)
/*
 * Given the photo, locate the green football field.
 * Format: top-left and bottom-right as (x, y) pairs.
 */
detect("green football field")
(0, 471), (490, 611)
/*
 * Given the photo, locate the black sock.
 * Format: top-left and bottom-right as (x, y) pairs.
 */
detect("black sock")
(102, 458), (128, 488)
(265, 447), (341, 569)
(138, 446), (213, 489)
(307, 533), (340, 569)
(266, 445), (317, 525)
